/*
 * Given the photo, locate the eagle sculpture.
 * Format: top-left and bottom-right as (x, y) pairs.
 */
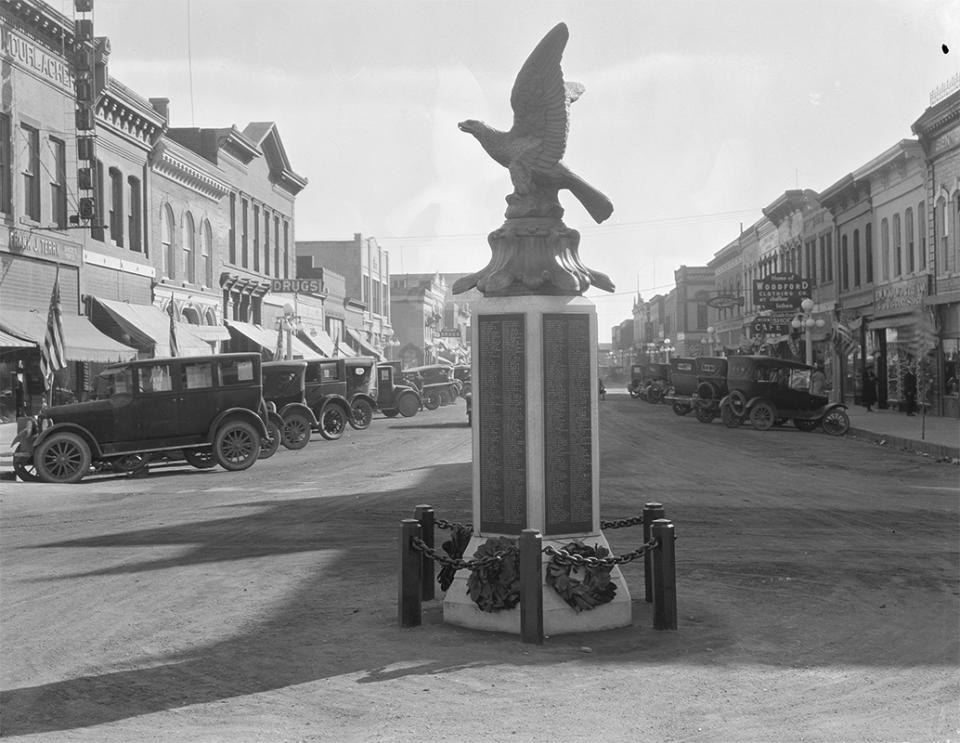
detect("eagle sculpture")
(458, 22), (613, 223)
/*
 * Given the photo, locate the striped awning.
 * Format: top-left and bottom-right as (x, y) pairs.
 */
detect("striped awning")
(90, 297), (211, 357)
(0, 328), (35, 348)
(0, 310), (138, 362)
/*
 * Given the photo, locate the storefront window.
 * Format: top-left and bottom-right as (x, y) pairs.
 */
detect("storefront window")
(944, 340), (959, 397)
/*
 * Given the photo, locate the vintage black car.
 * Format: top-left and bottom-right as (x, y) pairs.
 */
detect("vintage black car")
(452, 364), (471, 397)
(375, 362), (421, 418)
(663, 357), (697, 415)
(690, 356), (729, 423)
(402, 364), (460, 410)
(262, 360), (316, 450)
(629, 362), (671, 403)
(13, 353), (271, 483)
(302, 358), (364, 440)
(718, 355), (849, 435)
(343, 356), (378, 429)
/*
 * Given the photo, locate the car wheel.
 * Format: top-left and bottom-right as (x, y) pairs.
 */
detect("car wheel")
(821, 408), (850, 436)
(35, 432), (91, 484)
(672, 402), (690, 416)
(259, 420), (281, 459)
(794, 418), (818, 432)
(695, 406), (716, 424)
(720, 403), (742, 429)
(749, 401), (776, 431)
(423, 392), (440, 410)
(183, 448), (216, 469)
(398, 392), (420, 417)
(349, 398), (374, 430)
(213, 420), (260, 471)
(318, 402), (347, 440)
(728, 390), (747, 416)
(13, 450), (41, 482)
(282, 411), (313, 450)
(696, 381), (718, 406)
(382, 408), (399, 418)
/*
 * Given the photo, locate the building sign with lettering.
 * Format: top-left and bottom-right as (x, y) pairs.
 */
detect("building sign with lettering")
(874, 276), (927, 317)
(706, 294), (744, 309)
(753, 272), (811, 312)
(269, 278), (327, 295)
(5, 228), (81, 265)
(1, 27), (74, 93)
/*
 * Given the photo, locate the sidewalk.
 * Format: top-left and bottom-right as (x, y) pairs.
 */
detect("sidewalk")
(844, 404), (959, 461)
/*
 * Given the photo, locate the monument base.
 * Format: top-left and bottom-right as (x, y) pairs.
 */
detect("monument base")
(442, 531), (632, 636)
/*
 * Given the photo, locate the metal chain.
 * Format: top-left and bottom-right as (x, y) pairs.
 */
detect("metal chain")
(434, 519), (473, 531)
(411, 536), (514, 570)
(600, 516), (647, 529)
(543, 538), (658, 567)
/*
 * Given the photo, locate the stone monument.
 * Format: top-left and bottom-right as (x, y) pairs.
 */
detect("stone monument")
(444, 22), (631, 634)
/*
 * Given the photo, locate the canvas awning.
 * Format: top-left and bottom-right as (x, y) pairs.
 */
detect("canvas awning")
(298, 322), (335, 356)
(345, 327), (383, 360)
(0, 328), (36, 348)
(182, 322), (230, 342)
(90, 297), (211, 357)
(0, 309), (137, 362)
(227, 320), (321, 359)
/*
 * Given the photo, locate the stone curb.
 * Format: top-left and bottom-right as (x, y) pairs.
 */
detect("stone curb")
(848, 427), (960, 462)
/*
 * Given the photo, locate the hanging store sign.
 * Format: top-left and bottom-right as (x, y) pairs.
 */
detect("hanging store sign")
(706, 294), (744, 309)
(753, 272), (811, 312)
(874, 276), (927, 317)
(269, 278), (327, 295)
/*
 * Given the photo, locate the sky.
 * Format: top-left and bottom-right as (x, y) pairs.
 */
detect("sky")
(67, 0), (960, 335)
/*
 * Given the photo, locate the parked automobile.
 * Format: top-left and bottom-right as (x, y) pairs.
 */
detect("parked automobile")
(452, 364), (472, 397)
(717, 355), (850, 435)
(403, 364), (460, 410)
(302, 358), (358, 440)
(12, 353), (271, 483)
(375, 362), (422, 418)
(262, 360), (316, 450)
(663, 357), (697, 415)
(343, 356), (378, 429)
(629, 362), (671, 403)
(690, 356), (729, 424)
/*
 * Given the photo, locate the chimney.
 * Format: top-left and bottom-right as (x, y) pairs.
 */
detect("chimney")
(149, 97), (169, 123)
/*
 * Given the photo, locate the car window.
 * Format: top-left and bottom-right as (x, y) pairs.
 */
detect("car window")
(320, 363), (339, 382)
(92, 367), (133, 399)
(138, 363), (173, 393)
(265, 370), (300, 397)
(790, 369), (811, 390)
(220, 358), (255, 386)
(181, 361), (214, 390)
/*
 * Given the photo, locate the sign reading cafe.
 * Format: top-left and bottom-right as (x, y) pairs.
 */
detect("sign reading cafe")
(753, 272), (811, 312)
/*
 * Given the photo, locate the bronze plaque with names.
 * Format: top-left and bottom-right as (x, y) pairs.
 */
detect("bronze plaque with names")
(477, 314), (526, 533)
(542, 313), (593, 535)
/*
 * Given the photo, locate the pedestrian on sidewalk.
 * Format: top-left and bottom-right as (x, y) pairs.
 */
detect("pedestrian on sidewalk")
(862, 365), (878, 412)
(904, 367), (918, 416)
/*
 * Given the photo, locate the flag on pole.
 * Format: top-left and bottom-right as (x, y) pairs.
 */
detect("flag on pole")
(833, 320), (856, 360)
(167, 301), (179, 357)
(40, 271), (67, 384)
(333, 328), (341, 357)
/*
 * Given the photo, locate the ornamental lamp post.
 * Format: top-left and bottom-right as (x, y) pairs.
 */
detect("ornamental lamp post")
(662, 338), (675, 363)
(702, 326), (720, 356)
(791, 298), (825, 367)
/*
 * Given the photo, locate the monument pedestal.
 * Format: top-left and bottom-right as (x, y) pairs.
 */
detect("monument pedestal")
(442, 294), (631, 635)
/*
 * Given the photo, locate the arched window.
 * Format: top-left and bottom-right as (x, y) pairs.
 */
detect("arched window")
(881, 218), (890, 281)
(182, 211), (196, 284)
(905, 208), (915, 274)
(202, 220), (213, 287)
(938, 196), (949, 274)
(109, 167), (124, 247)
(841, 235), (849, 290)
(918, 201), (926, 270)
(865, 223), (873, 284)
(853, 229), (861, 287)
(161, 204), (175, 279)
(893, 213), (902, 277)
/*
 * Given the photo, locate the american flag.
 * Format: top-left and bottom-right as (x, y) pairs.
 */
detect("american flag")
(40, 273), (67, 383)
(167, 301), (179, 357)
(833, 320), (857, 359)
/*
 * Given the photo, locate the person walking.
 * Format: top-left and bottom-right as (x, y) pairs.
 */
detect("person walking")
(903, 367), (918, 416)
(862, 366), (878, 412)
(810, 363), (827, 396)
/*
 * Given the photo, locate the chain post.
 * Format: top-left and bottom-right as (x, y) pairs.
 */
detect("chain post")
(643, 502), (665, 602)
(519, 529), (544, 645)
(651, 519), (677, 630)
(398, 519), (422, 628)
(414, 505), (435, 601)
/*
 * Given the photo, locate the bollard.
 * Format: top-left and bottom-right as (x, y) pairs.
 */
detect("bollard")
(643, 502), (665, 602)
(651, 518), (677, 630)
(398, 519), (423, 628)
(414, 505), (435, 601)
(519, 529), (544, 645)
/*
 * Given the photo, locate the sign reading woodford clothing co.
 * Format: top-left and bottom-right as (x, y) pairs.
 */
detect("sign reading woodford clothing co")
(269, 278), (327, 296)
(874, 276), (927, 317)
(753, 272), (811, 312)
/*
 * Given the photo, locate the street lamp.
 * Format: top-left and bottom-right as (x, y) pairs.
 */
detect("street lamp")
(702, 326), (721, 356)
(661, 338), (675, 362)
(791, 298), (825, 366)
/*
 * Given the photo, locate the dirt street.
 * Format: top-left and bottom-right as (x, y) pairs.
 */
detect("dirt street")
(1, 395), (958, 743)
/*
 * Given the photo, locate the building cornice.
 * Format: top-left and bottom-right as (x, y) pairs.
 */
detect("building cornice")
(151, 140), (231, 201)
(97, 78), (166, 150)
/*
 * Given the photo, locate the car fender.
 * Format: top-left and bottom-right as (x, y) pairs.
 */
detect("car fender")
(208, 407), (269, 442)
(278, 402), (318, 426)
(32, 422), (103, 459)
(821, 402), (848, 415)
(314, 394), (350, 416)
(349, 392), (376, 408)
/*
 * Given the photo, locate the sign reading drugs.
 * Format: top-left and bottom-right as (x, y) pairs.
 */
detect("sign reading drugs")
(753, 272), (811, 312)
(269, 278), (326, 295)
